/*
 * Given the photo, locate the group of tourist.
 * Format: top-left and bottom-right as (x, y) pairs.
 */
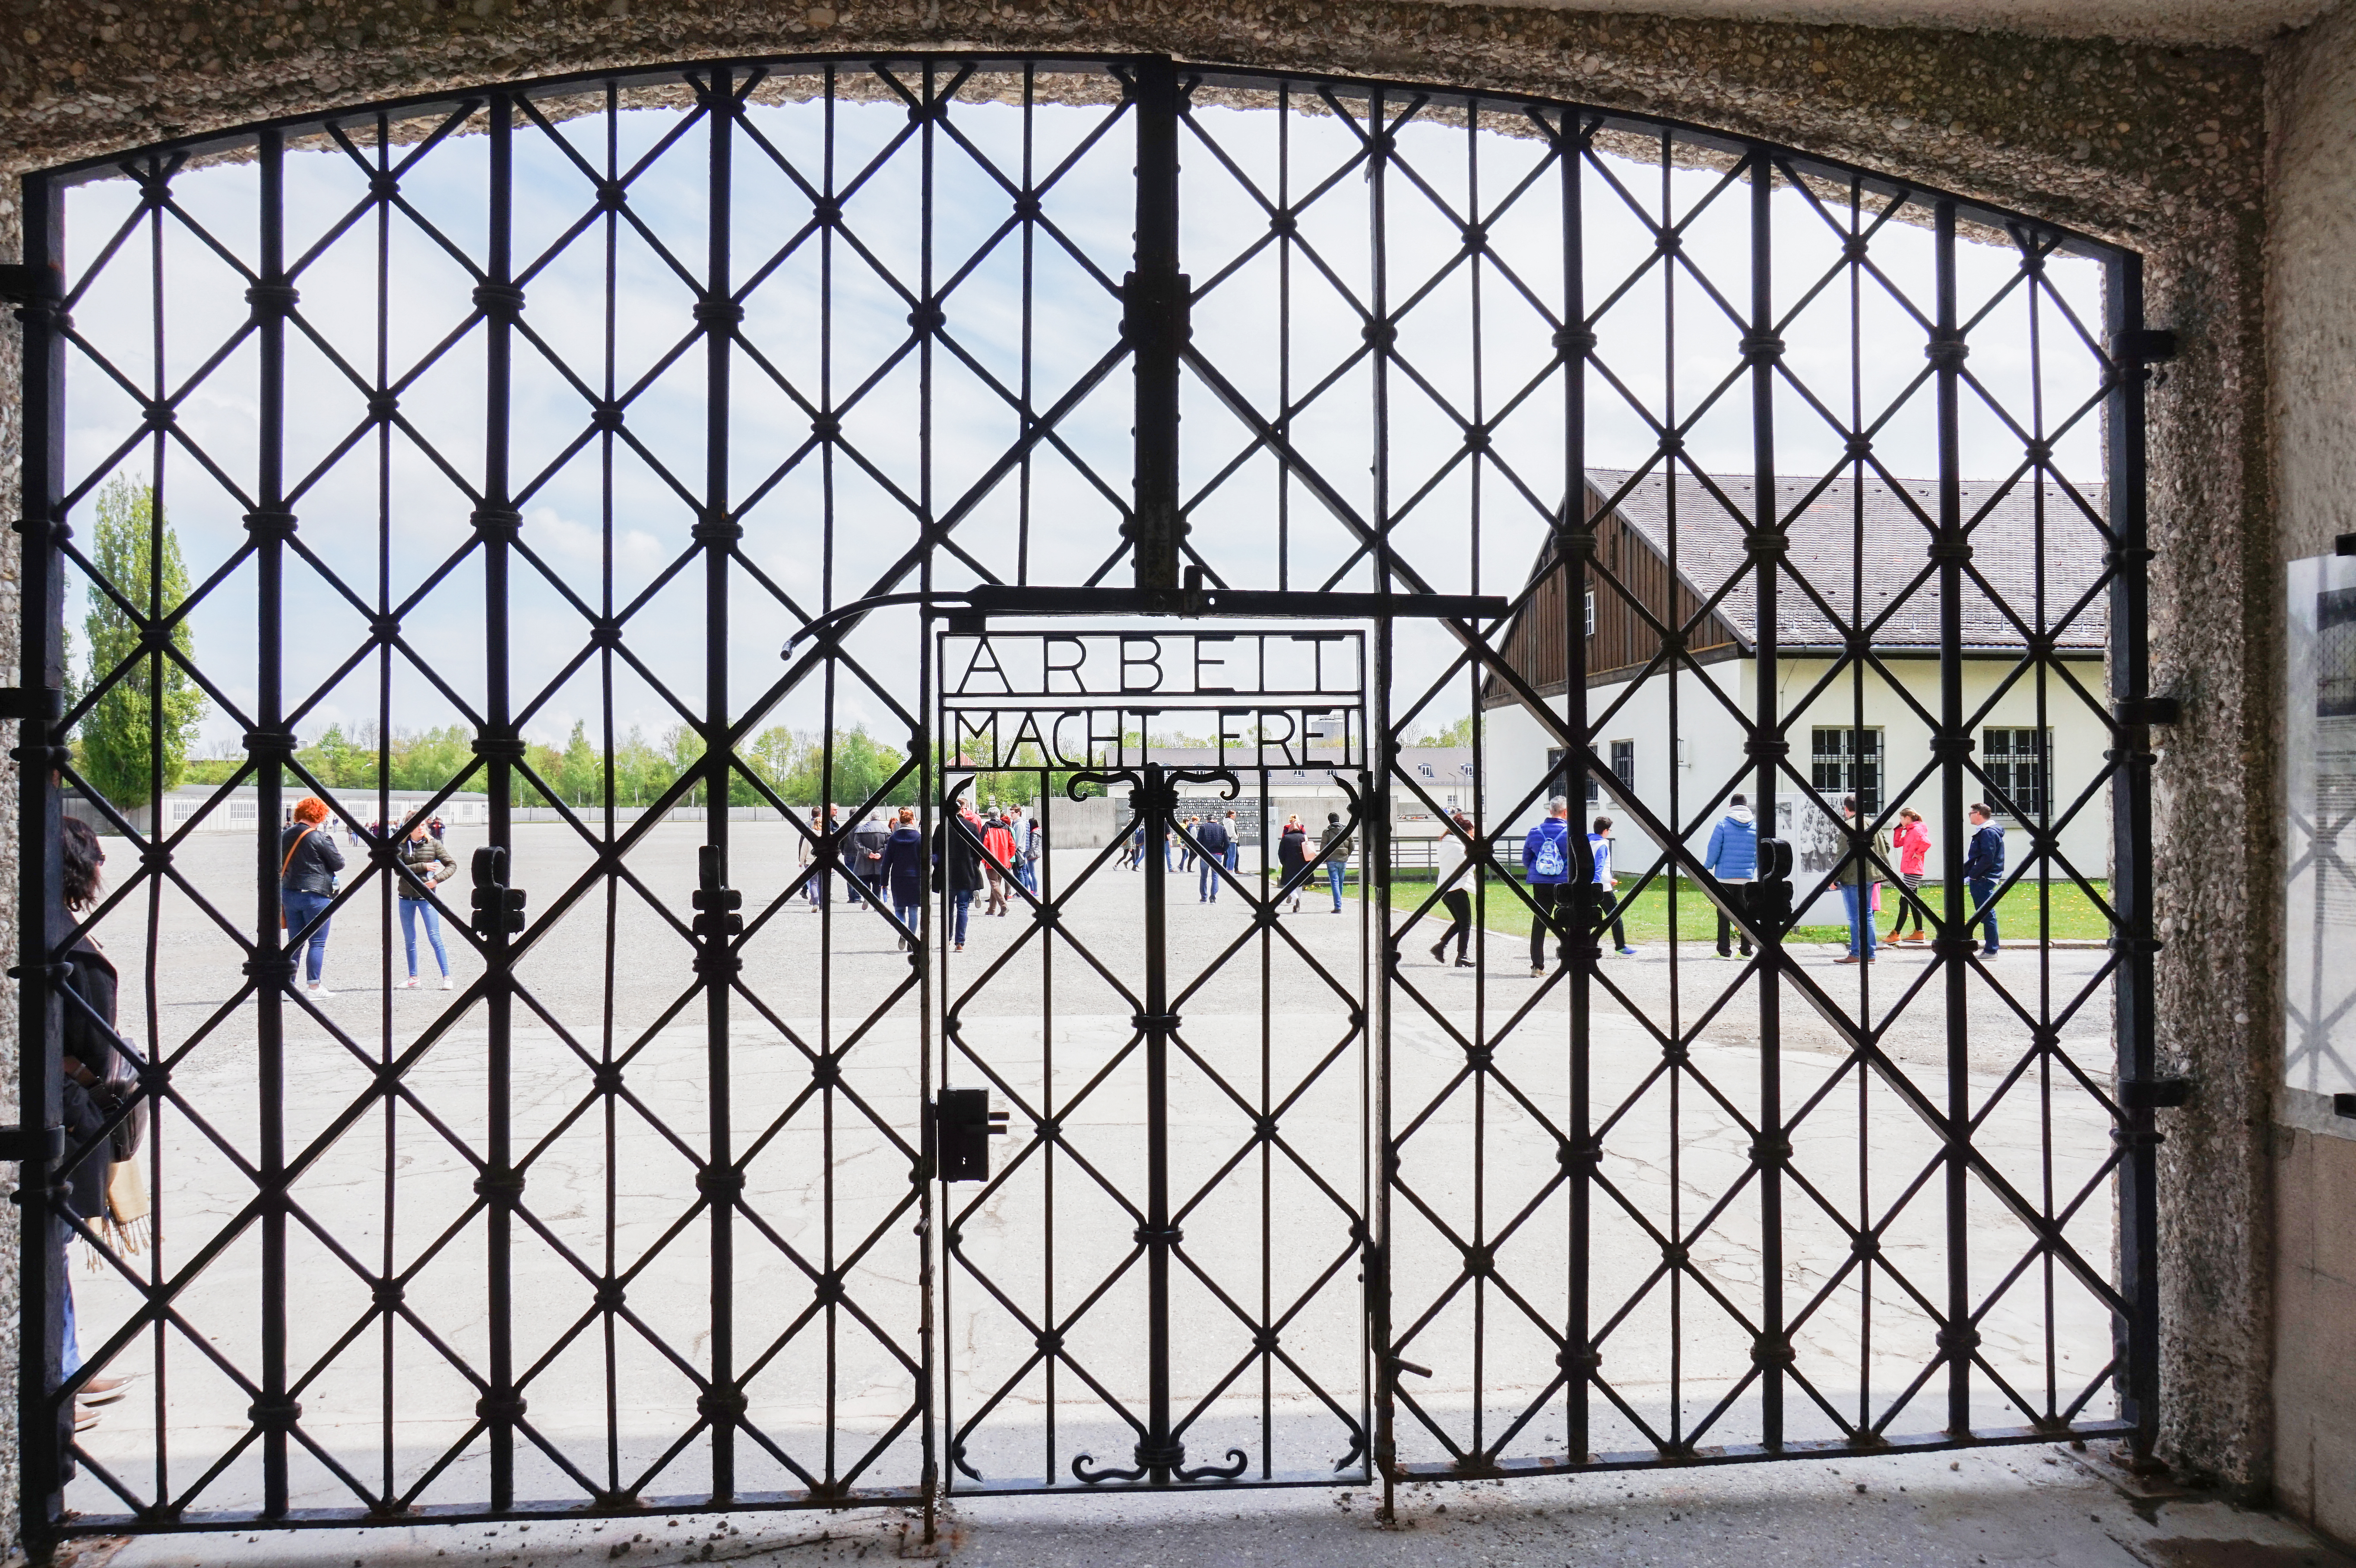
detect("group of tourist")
(1500, 791), (2008, 975)
(1118, 809), (1357, 915)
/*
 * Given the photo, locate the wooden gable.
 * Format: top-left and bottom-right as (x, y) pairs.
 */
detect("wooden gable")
(1479, 481), (1748, 708)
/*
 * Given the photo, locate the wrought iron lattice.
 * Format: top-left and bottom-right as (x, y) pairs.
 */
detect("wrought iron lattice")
(12, 51), (2164, 1549)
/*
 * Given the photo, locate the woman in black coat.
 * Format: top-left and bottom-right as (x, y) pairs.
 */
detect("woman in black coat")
(879, 808), (928, 951)
(56, 817), (137, 1413)
(1275, 814), (1310, 913)
(934, 811), (987, 952)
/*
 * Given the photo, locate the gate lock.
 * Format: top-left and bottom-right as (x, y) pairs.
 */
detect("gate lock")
(931, 1088), (1009, 1183)
(470, 846), (526, 937)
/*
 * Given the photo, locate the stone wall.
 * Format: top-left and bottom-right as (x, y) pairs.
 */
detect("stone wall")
(0, 0), (2282, 1549)
(2265, 0), (2356, 1546)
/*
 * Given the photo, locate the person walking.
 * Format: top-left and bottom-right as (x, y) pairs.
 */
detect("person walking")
(1963, 803), (2005, 957)
(1704, 793), (1758, 959)
(1222, 811), (1242, 877)
(1319, 812), (1352, 913)
(1276, 814), (1308, 912)
(1178, 816), (1198, 873)
(428, 815), (446, 841)
(853, 811), (892, 912)
(1587, 815), (1634, 957)
(982, 811), (1019, 916)
(1429, 810), (1477, 967)
(394, 815), (458, 990)
(1128, 820), (1146, 871)
(280, 796), (345, 997)
(1833, 795), (1890, 965)
(937, 808), (986, 952)
(882, 807), (927, 951)
(1887, 807), (1932, 944)
(801, 809), (826, 909)
(1009, 806), (1039, 894)
(1195, 811), (1231, 903)
(1522, 797), (1576, 976)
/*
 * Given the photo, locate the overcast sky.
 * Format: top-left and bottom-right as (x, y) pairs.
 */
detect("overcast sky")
(55, 87), (2109, 765)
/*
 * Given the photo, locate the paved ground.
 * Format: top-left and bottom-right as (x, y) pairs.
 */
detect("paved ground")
(65, 823), (2125, 1524)
(83, 1447), (2356, 1568)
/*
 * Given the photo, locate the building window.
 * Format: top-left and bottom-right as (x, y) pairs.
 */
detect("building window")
(1982, 727), (2051, 819)
(1810, 727), (1881, 814)
(1610, 740), (1635, 796)
(1584, 585), (1595, 639)
(230, 800), (257, 822)
(169, 800), (196, 822)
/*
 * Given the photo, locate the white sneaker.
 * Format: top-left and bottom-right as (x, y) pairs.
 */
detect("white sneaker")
(440, 975), (455, 991)
(396, 977), (420, 989)
(307, 984), (334, 999)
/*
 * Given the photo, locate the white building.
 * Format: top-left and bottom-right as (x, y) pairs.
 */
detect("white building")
(1481, 469), (2110, 890)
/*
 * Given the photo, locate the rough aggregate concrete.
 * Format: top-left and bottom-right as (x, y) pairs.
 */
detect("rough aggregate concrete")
(0, 0), (2284, 1549)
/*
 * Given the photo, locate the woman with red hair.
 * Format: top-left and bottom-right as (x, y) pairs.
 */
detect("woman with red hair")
(280, 796), (345, 997)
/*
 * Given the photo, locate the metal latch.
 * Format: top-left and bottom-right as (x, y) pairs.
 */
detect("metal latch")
(931, 1089), (1009, 1183)
(0, 1125), (63, 1163)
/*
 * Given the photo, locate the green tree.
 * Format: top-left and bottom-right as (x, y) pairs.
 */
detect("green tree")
(77, 477), (206, 810)
(555, 720), (601, 806)
(1412, 714), (1476, 749)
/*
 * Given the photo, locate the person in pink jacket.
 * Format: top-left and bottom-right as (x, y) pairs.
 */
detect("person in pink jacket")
(1887, 807), (1932, 944)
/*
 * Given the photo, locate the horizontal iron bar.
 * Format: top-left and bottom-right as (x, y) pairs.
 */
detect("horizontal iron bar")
(1393, 1420), (2138, 1481)
(960, 585), (1507, 621)
(783, 587), (1507, 658)
(0, 687), (63, 722)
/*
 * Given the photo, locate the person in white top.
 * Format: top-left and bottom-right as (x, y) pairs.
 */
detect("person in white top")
(1428, 810), (1477, 967)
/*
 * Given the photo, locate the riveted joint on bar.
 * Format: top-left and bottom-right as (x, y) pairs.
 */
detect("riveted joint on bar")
(471, 506), (521, 543)
(1924, 332), (1969, 370)
(244, 507), (298, 542)
(245, 281), (300, 319)
(247, 1398), (304, 1431)
(1133, 1223), (1184, 1248)
(475, 1394), (528, 1423)
(472, 1167), (525, 1204)
(472, 282), (525, 322)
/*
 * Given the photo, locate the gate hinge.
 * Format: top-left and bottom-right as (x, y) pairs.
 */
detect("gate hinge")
(2112, 327), (2177, 364)
(0, 1124), (63, 1163)
(0, 688), (63, 722)
(2332, 1093), (2355, 1120)
(0, 262), (60, 305)
(2120, 1078), (2193, 1111)
(2114, 696), (2180, 726)
(929, 1087), (1008, 1183)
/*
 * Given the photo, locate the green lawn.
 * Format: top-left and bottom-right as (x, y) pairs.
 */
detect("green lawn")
(1285, 870), (2117, 946)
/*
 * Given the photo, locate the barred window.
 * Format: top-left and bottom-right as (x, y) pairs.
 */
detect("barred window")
(1810, 727), (1881, 815)
(1982, 727), (2052, 819)
(1611, 740), (1635, 797)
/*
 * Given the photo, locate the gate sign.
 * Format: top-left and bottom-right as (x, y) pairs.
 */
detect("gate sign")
(939, 629), (1366, 771)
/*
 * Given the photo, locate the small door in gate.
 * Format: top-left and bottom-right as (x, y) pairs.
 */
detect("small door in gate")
(931, 626), (1374, 1490)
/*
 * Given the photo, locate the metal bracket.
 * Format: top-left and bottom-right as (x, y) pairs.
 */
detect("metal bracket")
(2333, 1093), (2355, 1121)
(2112, 327), (2177, 363)
(0, 688), (63, 722)
(931, 1088), (1008, 1183)
(2115, 696), (2180, 726)
(2120, 1078), (2193, 1111)
(0, 1125), (63, 1163)
(0, 262), (60, 305)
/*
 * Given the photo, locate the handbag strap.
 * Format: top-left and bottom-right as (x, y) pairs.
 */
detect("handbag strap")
(281, 824), (315, 880)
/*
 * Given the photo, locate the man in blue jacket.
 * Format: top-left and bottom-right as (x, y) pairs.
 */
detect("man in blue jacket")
(1522, 797), (1576, 977)
(1704, 793), (1757, 959)
(1963, 803), (2004, 957)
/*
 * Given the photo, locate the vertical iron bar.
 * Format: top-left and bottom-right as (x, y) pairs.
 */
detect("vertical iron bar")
(1139, 763), (1178, 1481)
(255, 129), (292, 1519)
(16, 167), (66, 1555)
(1748, 150), (1785, 1451)
(702, 63), (739, 1505)
(481, 94), (519, 1512)
(1129, 55), (1184, 591)
(1559, 112), (1593, 1469)
(1932, 199), (1972, 1440)
(2106, 253), (2160, 1457)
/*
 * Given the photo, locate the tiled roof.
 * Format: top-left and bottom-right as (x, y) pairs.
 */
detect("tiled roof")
(1585, 467), (2111, 652)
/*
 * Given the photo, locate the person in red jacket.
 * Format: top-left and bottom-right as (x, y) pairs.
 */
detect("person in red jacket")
(982, 811), (1019, 917)
(1887, 806), (1932, 944)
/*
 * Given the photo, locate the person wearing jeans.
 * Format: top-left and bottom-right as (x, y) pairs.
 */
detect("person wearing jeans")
(395, 817), (457, 989)
(881, 808), (927, 952)
(1704, 793), (1757, 959)
(279, 795), (345, 995)
(1832, 794), (1890, 966)
(1963, 803), (2005, 956)
(1429, 810), (1477, 967)
(1887, 807), (1932, 943)
(1319, 813), (1352, 912)
(1196, 813), (1231, 902)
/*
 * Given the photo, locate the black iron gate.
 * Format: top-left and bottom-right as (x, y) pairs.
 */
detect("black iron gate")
(9, 50), (2168, 1548)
